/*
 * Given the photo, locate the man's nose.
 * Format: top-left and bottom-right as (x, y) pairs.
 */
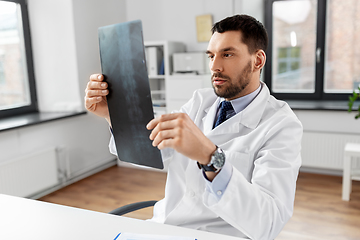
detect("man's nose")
(209, 56), (223, 72)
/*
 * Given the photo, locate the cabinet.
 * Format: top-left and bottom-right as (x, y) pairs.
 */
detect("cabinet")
(144, 41), (186, 117)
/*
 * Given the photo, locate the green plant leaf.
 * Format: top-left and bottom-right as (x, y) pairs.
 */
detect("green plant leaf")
(348, 89), (360, 119)
(348, 101), (353, 112)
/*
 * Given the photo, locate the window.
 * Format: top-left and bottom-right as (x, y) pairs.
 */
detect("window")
(265, 0), (360, 100)
(323, 0), (360, 94)
(275, 46), (302, 91)
(0, 0), (37, 118)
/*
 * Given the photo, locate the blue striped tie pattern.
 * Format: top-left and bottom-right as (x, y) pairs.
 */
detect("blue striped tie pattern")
(213, 101), (234, 128)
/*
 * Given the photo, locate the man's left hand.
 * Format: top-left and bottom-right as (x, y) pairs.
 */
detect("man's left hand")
(147, 113), (216, 165)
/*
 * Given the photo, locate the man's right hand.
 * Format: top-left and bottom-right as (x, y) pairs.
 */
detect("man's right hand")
(85, 74), (111, 125)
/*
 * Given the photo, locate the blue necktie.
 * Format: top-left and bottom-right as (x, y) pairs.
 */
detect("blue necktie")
(213, 101), (234, 128)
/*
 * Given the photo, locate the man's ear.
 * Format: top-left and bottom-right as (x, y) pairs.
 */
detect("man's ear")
(253, 50), (266, 71)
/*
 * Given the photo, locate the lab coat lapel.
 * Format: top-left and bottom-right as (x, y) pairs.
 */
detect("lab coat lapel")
(240, 82), (269, 129)
(202, 82), (269, 137)
(202, 98), (220, 135)
(202, 98), (241, 137)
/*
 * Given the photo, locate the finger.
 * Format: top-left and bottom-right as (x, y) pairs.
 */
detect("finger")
(89, 74), (104, 82)
(157, 138), (175, 150)
(85, 96), (103, 109)
(158, 112), (183, 121)
(151, 129), (176, 147)
(147, 113), (183, 130)
(87, 81), (108, 90)
(149, 118), (179, 140)
(146, 117), (160, 130)
(85, 89), (109, 98)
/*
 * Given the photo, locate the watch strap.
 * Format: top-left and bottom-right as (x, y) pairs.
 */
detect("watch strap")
(197, 146), (225, 173)
(197, 161), (217, 172)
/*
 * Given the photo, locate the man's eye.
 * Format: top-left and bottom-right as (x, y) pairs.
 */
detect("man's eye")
(224, 53), (232, 58)
(207, 55), (214, 59)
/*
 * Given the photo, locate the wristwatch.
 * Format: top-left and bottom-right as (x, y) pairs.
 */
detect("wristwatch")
(197, 146), (225, 173)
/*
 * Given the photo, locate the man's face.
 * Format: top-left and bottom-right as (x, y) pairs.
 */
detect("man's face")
(206, 31), (256, 100)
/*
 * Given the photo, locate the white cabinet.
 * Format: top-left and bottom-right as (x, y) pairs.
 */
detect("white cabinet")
(144, 41), (186, 117)
(166, 74), (212, 112)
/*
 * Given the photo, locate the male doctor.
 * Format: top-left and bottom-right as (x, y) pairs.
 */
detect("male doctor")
(85, 15), (303, 240)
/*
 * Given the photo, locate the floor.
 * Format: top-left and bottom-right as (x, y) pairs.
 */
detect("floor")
(39, 166), (360, 240)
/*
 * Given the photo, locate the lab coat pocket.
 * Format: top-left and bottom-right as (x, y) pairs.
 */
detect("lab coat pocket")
(225, 151), (252, 182)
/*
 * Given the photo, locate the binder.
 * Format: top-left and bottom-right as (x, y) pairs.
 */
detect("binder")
(147, 46), (163, 76)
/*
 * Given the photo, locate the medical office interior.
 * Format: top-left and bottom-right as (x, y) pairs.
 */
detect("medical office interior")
(0, 0), (360, 239)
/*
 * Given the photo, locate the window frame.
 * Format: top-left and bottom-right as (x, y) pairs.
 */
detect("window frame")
(0, 0), (38, 118)
(264, 0), (350, 101)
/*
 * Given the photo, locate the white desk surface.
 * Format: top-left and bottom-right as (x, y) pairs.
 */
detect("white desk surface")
(0, 194), (243, 240)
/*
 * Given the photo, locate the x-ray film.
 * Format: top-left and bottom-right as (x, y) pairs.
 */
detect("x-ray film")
(98, 20), (163, 169)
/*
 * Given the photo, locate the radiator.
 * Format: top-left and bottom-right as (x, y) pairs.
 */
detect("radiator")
(302, 132), (360, 170)
(0, 148), (59, 197)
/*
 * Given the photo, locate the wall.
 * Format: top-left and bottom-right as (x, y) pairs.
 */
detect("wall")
(28, 0), (81, 112)
(295, 110), (360, 174)
(71, 0), (127, 104)
(0, 0), (127, 194)
(126, 0), (264, 52)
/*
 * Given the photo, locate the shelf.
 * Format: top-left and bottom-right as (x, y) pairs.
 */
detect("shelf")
(152, 99), (166, 106)
(144, 41), (186, 114)
(151, 90), (166, 95)
(149, 75), (165, 79)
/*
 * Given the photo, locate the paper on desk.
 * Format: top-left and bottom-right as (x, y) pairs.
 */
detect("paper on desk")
(114, 232), (196, 240)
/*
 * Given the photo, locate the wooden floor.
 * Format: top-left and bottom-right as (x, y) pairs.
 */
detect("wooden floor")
(39, 166), (360, 240)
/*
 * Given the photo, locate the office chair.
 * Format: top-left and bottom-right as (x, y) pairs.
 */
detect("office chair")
(109, 200), (158, 216)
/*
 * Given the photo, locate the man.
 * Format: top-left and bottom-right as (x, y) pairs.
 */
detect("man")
(85, 15), (302, 240)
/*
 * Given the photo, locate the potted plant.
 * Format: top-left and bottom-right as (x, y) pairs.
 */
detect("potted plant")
(348, 85), (360, 119)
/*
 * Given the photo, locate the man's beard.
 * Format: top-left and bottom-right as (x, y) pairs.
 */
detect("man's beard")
(212, 61), (252, 99)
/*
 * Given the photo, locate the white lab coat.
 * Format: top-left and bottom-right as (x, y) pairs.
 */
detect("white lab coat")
(109, 82), (303, 240)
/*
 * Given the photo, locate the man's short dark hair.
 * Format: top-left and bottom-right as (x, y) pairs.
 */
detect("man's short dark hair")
(211, 14), (268, 54)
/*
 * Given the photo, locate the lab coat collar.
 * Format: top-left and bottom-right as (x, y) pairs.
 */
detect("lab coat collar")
(241, 82), (269, 129)
(202, 82), (269, 136)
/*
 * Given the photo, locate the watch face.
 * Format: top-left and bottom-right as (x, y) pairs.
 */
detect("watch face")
(211, 148), (225, 169)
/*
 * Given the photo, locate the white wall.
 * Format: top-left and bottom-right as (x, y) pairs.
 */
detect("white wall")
(126, 0), (264, 51)
(295, 110), (360, 135)
(0, 0), (127, 188)
(28, 0), (127, 112)
(72, 0), (127, 104)
(29, 0), (81, 112)
(295, 110), (360, 174)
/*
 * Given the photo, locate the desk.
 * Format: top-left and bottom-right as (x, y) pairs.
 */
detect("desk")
(0, 194), (243, 240)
